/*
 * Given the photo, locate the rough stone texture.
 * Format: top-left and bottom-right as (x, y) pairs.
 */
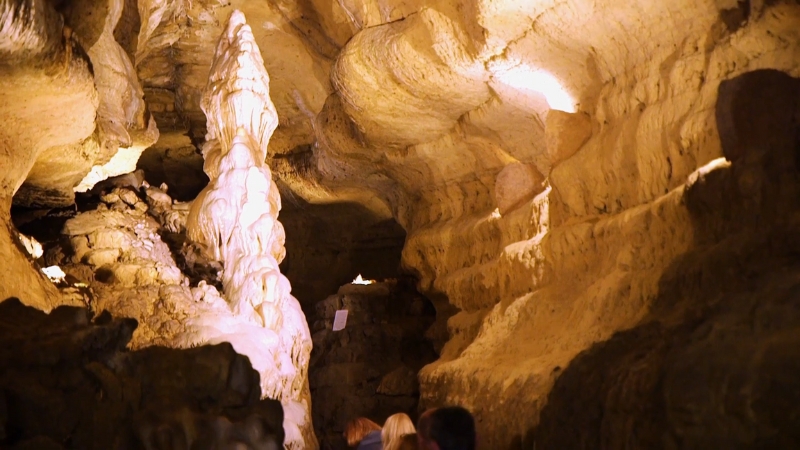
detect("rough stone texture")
(532, 68), (800, 450)
(407, 69), (800, 448)
(0, 298), (284, 449)
(62, 0), (159, 195)
(308, 280), (436, 450)
(2, 0), (800, 448)
(494, 162), (545, 215)
(32, 180), (307, 448)
(544, 110), (592, 173)
(7, 0), (158, 207)
(0, 0), (96, 309)
(0, 0), (98, 198)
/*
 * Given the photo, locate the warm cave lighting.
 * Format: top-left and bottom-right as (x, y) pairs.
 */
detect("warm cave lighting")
(492, 62), (576, 113)
(18, 233), (43, 259)
(42, 265), (67, 283)
(351, 274), (375, 285)
(687, 157), (731, 186)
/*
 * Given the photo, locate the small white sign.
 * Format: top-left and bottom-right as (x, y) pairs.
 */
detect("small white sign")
(332, 309), (348, 331)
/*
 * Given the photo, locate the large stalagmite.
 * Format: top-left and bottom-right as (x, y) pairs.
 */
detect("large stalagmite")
(185, 10), (315, 449)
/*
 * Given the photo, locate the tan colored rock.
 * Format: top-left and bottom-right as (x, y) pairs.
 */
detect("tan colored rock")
(0, 0), (99, 308)
(63, 0), (153, 149)
(332, 8), (490, 147)
(544, 110), (592, 172)
(13, 0), (160, 205)
(494, 162), (546, 215)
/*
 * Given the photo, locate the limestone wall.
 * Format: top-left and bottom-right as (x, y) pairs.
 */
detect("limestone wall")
(388, 6), (800, 447)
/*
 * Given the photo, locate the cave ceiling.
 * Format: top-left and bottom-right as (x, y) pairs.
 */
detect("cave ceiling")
(4, 0), (799, 228)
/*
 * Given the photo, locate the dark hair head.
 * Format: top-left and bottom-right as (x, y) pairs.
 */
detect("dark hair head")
(397, 433), (419, 450)
(344, 417), (381, 447)
(425, 406), (475, 450)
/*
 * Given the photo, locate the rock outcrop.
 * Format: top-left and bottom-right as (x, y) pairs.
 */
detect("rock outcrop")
(0, 0), (96, 309)
(52, 175), (312, 448)
(0, 298), (284, 449)
(308, 279), (436, 448)
(530, 68), (800, 450)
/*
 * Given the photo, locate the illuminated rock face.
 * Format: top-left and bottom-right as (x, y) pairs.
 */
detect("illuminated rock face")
(0, 0), (96, 309)
(185, 11), (315, 449)
(3, 0), (800, 448)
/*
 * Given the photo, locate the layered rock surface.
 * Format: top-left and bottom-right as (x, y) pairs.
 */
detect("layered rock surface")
(531, 69), (800, 449)
(2, 0), (800, 448)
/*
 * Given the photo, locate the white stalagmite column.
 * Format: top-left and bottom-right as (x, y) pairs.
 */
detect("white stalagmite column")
(185, 10), (316, 449)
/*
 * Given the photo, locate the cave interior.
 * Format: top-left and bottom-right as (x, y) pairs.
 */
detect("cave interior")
(1, 0), (800, 449)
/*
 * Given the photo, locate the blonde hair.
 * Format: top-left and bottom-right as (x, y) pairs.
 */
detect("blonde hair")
(382, 413), (416, 450)
(344, 417), (381, 447)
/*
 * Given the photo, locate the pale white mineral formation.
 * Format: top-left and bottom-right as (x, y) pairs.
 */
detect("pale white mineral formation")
(184, 10), (316, 449)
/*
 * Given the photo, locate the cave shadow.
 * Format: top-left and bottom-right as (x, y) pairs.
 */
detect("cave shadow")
(277, 196), (407, 311)
(307, 276), (439, 450)
(0, 297), (285, 449)
(275, 193), (442, 450)
(524, 70), (800, 449)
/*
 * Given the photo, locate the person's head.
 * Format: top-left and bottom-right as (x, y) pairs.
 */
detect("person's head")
(343, 417), (381, 447)
(416, 409), (436, 449)
(416, 406), (475, 450)
(397, 433), (420, 450)
(382, 413), (416, 450)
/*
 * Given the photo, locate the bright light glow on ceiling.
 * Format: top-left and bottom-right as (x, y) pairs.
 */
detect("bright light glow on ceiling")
(491, 62), (576, 113)
(351, 274), (375, 285)
(42, 265), (67, 283)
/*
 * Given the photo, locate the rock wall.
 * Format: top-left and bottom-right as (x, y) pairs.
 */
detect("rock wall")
(51, 173), (309, 448)
(0, 298), (284, 449)
(308, 279), (436, 449)
(532, 69), (800, 449)
(0, 0), (96, 310)
(395, 10), (800, 449)
(2, 0), (800, 447)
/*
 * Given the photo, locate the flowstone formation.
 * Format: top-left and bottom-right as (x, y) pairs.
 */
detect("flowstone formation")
(184, 10), (315, 449)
